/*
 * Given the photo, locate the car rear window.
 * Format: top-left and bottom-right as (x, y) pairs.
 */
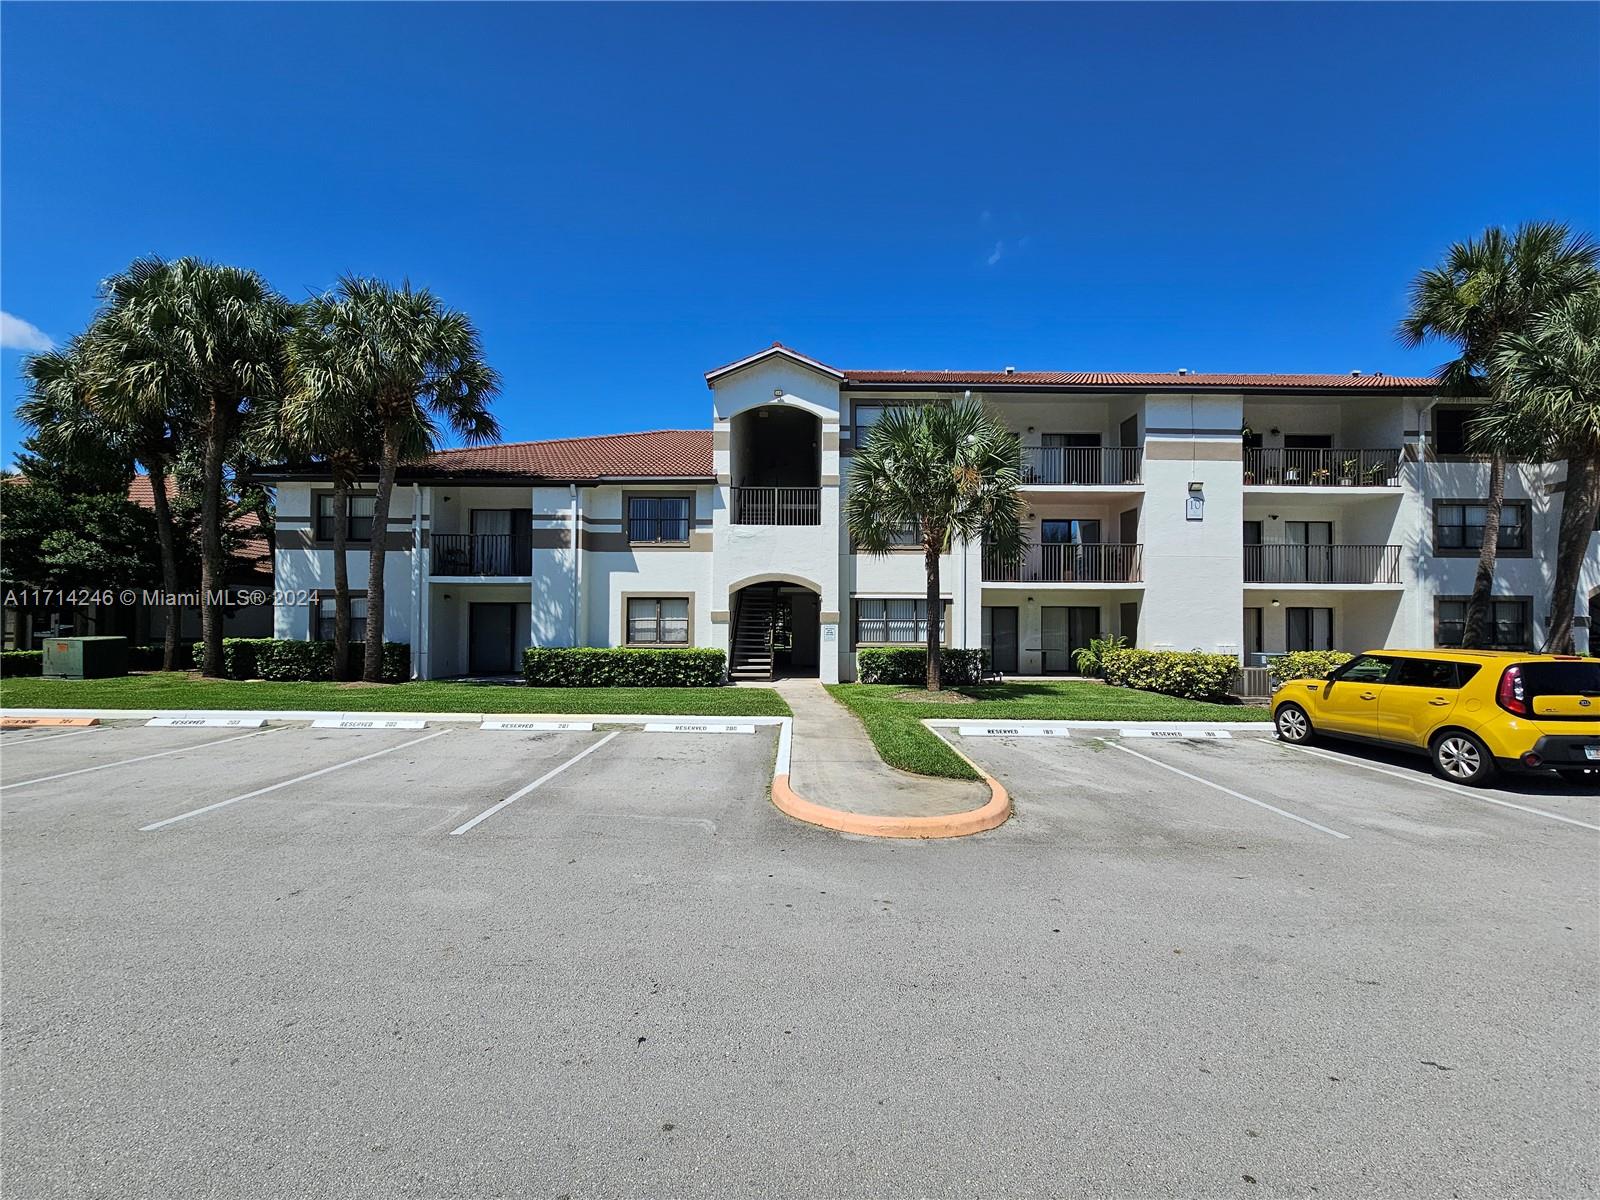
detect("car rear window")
(1516, 661), (1600, 698)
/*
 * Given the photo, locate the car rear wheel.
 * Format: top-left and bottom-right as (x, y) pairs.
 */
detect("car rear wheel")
(1431, 731), (1496, 786)
(1275, 703), (1314, 744)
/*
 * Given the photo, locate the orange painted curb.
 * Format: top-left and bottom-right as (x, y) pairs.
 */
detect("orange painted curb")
(1, 717), (98, 729)
(770, 770), (1010, 839)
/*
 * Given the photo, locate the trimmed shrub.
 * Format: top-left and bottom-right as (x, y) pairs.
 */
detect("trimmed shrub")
(194, 638), (410, 683)
(856, 647), (988, 686)
(522, 646), (726, 687)
(1, 650), (43, 677)
(1100, 648), (1240, 700)
(128, 643), (192, 671)
(1270, 650), (1353, 684)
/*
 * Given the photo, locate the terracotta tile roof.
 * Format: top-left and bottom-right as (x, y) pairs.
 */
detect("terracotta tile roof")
(408, 429), (714, 481)
(842, 369), (1439, 390)
(127, 474), (272, 580)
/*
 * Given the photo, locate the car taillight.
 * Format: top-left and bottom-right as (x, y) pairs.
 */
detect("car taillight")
(1497, 665), (1528, 715)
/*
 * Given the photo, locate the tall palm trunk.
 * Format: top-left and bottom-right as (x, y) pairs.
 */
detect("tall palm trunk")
(924, 536), (943, 692)
(145, 459), (182, 672)
(330, 473), (352, 681)
(1460, 454), (1506, 648)
(198, 414), (228, 677)
(1545, 449), (1600, 653)
(363, 428), (400, 682)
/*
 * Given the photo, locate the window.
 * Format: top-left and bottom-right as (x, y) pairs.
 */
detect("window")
(316, 596), (367, 641)
(1436, 597), (1531, 651)
(316, 493), (376, 542)
(1433, 406), (1476, 456)
(1434, 500), (1528, 555)
(1331, 654), (1395, 684)
(852, 404), (913, 444)
(1389, 657), (1462, 690)
(1286, 607), (1333, 651)
(853, 598), (950, 645)
(626, 597), (689, 644)
(627, 496), (690, 544)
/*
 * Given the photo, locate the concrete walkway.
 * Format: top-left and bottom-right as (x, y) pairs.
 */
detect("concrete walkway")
(773, 678), (990, 818)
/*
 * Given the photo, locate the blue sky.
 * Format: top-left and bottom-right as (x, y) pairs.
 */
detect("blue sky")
(3, 2), (1597, 459)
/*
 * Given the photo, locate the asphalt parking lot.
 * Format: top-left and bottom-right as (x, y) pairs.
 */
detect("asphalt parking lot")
(2, 718), (1596, 1199)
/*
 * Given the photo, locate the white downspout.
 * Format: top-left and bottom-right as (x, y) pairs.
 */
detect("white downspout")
(569, 483), (584, 648)
(410, 483), (424, 680)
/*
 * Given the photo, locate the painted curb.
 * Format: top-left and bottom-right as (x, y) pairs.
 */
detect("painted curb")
(768, 722), (1011, 840)
(769, 771), (1010, 840)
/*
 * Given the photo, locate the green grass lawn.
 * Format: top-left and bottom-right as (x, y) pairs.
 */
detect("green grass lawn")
(827, 680), (1270, 780)
(0, 673), (791, 717)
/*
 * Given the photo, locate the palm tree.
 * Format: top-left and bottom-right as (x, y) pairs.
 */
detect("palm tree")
(280, 295), (386, 680)
(17, 332), (188, 670)
(1399, 222), (1599, 647)
(1480, 286), (1600, 652)
(845, 397), (1025, 690)
(285, 278), (499, 682)
(98, 258), (293, 677)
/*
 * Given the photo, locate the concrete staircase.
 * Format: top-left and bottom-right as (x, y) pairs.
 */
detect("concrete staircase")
(730, 588), (776, 681)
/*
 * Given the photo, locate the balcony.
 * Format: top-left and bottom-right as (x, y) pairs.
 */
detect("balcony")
(1244, 544), (1401, 585)
(431, 533), (532, 577)
(1020, 446), (1142, 487)
(731, 486), (821, 526)
(983, 543), (1143, 584)
(1244, 448), (1402, 488)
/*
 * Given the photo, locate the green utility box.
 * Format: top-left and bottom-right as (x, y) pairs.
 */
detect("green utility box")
(41, 636), (128, 680)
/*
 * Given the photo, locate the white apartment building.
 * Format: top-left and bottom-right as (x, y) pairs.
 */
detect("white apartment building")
(266, 343), (1600, 682)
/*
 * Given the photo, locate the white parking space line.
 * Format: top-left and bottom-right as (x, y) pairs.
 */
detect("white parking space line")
(450, 731), (621, 836)
(1107, 740), (1352, 840)
(139, 730), (451, 831)
(1283, 743), (1600, 832)
(0, 729), (281, 792)
(0, 726), (102, 745)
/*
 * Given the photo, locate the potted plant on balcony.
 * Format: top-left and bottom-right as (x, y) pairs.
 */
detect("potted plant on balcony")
(1309, 466), (1330, 485)
(1339, 457), (1359, 485)
(1364, 460), (1389, 486)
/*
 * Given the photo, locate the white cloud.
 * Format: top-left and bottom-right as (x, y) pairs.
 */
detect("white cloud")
(0, 311), (53, 352)
(986, 241), (1005, 266)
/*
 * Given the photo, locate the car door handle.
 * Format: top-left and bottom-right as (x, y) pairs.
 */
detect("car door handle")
(1428, 698), (1450, 706)
(1360, 691), (1377, 700)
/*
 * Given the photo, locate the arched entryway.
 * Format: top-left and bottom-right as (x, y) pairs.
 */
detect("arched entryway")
(729, 575), (822, 681)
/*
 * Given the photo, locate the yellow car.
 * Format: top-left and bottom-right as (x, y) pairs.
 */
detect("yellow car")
(1272, 649), (1600, 787)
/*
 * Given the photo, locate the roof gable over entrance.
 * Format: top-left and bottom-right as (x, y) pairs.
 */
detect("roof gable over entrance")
(704, 342), (846, 387)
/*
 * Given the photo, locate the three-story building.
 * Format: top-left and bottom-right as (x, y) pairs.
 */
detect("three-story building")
(265, 343), (1599, 680)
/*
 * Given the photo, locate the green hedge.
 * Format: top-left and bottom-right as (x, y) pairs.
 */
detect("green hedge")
(1, 650), (43, 677)
(522, 647), (726, 687)
(855, 647), (988, 686)
(1270, 650), (1354, 683)
(193, 638), (410, 683)
(1100, 648), (1240, 701)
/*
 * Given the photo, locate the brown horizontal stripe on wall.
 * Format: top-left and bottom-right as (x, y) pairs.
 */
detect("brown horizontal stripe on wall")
(1144, 441), (1243, 462)
(710, 610), (730, 623)
(277, 529), (415, 552)
(821, 475), (840, 486)
(712, 430), (730, 450)
(530, 529), (573, 550)
(716, 473), (732, 485)
(821, 431), (840, 451)
(585, 531), (714, 553)
(819, 611), (841, 625)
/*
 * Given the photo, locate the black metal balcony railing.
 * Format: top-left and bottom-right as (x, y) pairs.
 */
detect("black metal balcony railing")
(1020, 446), (1143, 486)
(1243, 448), (1403, 487)
(983, 543), (1143, 583)
(1244, 544), (1402, 584)
(731, 486), (821, 526)
(430, 533), (533, 576)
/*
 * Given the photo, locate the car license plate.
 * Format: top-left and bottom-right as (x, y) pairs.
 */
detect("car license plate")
(1586, 745), (1600, 761)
